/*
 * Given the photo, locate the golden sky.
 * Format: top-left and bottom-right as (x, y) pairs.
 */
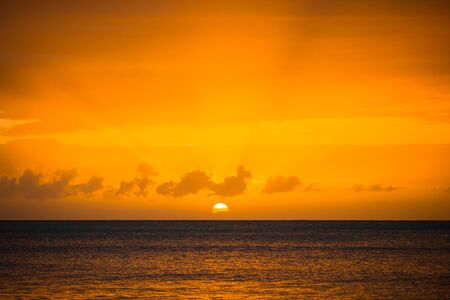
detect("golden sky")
(0, 0), (449, 219)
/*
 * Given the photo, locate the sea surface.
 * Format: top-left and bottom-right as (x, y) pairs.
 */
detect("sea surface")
(0, 221), (449, 299)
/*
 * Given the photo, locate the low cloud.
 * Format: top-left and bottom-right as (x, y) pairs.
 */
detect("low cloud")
(2, 169), (77, 200)
(212, 166), (252, 197)
(0, 169), (103, 200)
(351, 184), (399, 192)
(155, 181), (176, 196)
(155, 170), (212, 197)
(171, 170), (213, 197)
(0, 163), (159, 200)
(113, 163), (157, 197)
(262, 175), (300, 194)
(75, 176), (103, 194)
(115, 180), (136, 196)
(156, 166), (252, 198)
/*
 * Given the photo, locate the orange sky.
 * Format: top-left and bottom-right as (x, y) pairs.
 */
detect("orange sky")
(0, 0), (449, 219)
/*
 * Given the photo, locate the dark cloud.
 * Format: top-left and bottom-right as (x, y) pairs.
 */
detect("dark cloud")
(0, 162), (159, 199)
(212, 166), (252, 197)
(114, 176), (155, 197)
(156, 170), (213, 198)
(155, 181), (176, 196)
(156, 166), (252, 198)
(351, 184), (399, 192)
(113, 163), (158, 197)
(134, 175), (152, 196)
(115, 180), (135, 196)
(0, 163), (159, 199)
(262, 175), (300, 194)
(0, 169), (77, 200)
(172, 170), (213, 197)
(75, 176), (103, 194)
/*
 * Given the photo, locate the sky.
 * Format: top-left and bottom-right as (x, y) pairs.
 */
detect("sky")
(0, 0), (449, 219)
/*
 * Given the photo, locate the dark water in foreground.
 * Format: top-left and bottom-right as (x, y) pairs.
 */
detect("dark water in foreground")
(0, 221), (449, 299)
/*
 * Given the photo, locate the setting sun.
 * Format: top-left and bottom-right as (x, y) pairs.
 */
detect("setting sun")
(212, 203), (230, 214)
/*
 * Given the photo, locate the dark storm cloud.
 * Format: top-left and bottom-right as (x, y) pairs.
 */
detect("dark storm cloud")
(156, 166), (252, 198)
(262, 175), (300, 194)
(351, 184), (399, 192)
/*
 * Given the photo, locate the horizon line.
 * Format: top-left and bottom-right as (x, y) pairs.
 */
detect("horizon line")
(1, 219), (449, 222)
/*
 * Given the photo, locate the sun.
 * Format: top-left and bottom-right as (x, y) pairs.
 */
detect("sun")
(212, 203), (230, 214)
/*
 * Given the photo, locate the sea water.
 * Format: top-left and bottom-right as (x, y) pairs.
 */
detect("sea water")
(0, 221), (449, 299)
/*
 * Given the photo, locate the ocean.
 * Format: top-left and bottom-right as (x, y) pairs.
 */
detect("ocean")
(0, 221), (449, 299)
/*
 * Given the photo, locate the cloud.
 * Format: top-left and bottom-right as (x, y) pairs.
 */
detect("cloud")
(155, 181), (176, 196)
(156, 170), (213, 198)
(134, 175), (153, 196)
(116, 180), (136, 196)
(212, 166), (252, 197)
(156, 166), (252, 198)
(113, 163), (158, 197)
(75, 176), (104, 194)
(262, 175), (300, 194)
(114, 176), (155, 197)
(172, 170), (213, 197)
(5, 163), (161, 199)
(351, 184), (400, 192)
(0, 164), (156, 199)
(0, 169), (77, 200)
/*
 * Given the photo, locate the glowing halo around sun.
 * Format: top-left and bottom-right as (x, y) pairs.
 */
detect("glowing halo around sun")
(212, 203), (230, 214)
